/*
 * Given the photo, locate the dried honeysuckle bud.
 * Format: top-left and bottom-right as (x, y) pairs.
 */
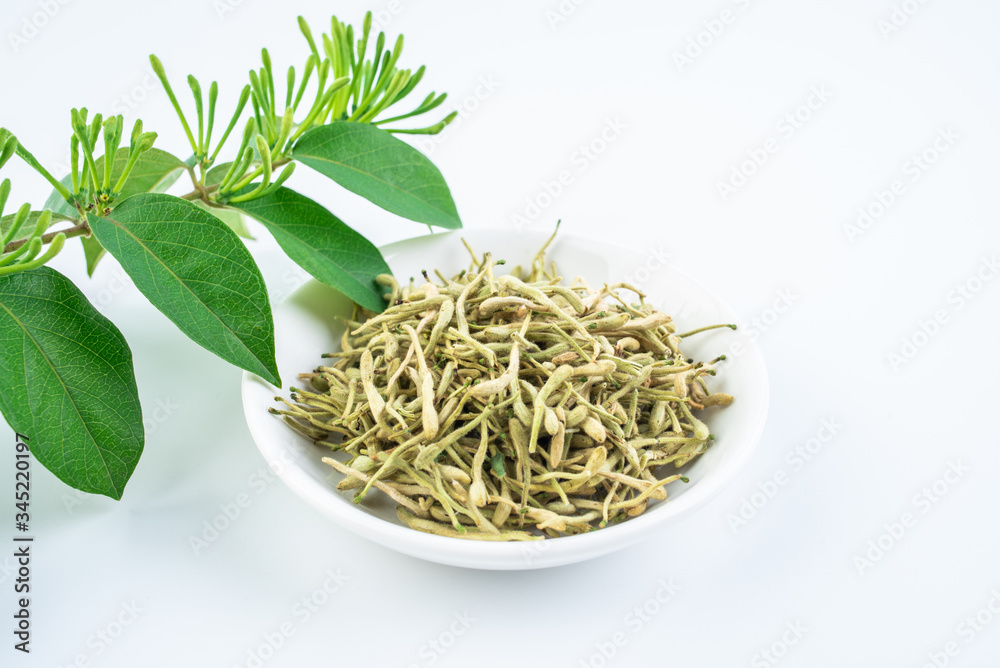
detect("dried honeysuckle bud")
(469, 479), (488, 507)
(543, 407), (560, 436)
(702, 393), (734, 407)
(438, 464), (471, 485)
(649, 400), (667, 436)
(582, 416), (607, 443)
(673, 370), (690, 399)
(615, 337), (641, 354)
(551, 350), (580, 364)
(352, 455), (376, 472)
(277, 232), (732, 541)
(627, 500), (649, 517)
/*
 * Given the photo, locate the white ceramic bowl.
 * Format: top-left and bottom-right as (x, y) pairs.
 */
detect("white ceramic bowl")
(242, 229), (769, 569)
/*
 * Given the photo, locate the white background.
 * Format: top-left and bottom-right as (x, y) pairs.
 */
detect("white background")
(2, 0), (1000, 666)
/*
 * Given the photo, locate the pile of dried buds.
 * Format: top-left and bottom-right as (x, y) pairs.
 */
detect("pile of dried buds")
(274, 234), (734, 541)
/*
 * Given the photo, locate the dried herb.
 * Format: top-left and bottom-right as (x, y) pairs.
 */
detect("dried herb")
(275, 229), (735, 540)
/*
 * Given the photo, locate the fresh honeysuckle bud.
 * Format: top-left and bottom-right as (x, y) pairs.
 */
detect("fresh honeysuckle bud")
(1, 202), (29, 247)
(0, 135), (17, 170)
(298, 15), (319, 57)
(0, 180), (10, 218)
(206, 82), (219, 147)
(87, 113), (103, 147)
(129, 119), (143, 150)
(149, 53), (198, 153)
(208, 85), (251, 164)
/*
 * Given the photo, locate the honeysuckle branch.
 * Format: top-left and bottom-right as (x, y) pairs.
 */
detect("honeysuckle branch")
(2, 221), (90, 255)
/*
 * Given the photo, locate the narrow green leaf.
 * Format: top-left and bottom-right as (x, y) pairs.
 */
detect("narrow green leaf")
(291, 122), (462, 229)
(1, 210), (75, 245)
(88, 193), (280, 385)
(0, 267), (143, 499)
(81, 235), (106, 277)
(233, 186), (390, 312)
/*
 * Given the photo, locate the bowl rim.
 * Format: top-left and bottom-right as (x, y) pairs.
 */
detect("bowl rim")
(242, 227), (770, 568)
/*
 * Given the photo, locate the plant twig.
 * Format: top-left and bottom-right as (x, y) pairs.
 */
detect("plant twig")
(3, 221), (90, 254)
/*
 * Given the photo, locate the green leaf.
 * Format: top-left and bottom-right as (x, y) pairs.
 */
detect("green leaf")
(194, 162), (255, 239)
(42, 148), (188, 216)
(233, 186), (390, 312)
(103, 147), (188, 200)
(1, 210), (75, 245)
(205, 162), (232, 187)
(0, 267), (143, 499)
(88, 194), (280, 385)
(81, 235), (106, 277)
(291, 122), (462, 229)
(42, 174), (76, 218)
(193, 200), (254, 240)
(491, 453), (506, 478)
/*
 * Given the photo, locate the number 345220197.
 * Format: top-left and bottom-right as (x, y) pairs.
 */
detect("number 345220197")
(15, 434), (30, 529)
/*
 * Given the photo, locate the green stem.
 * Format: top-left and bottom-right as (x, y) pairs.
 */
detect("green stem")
(676, 324), (738, 338)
